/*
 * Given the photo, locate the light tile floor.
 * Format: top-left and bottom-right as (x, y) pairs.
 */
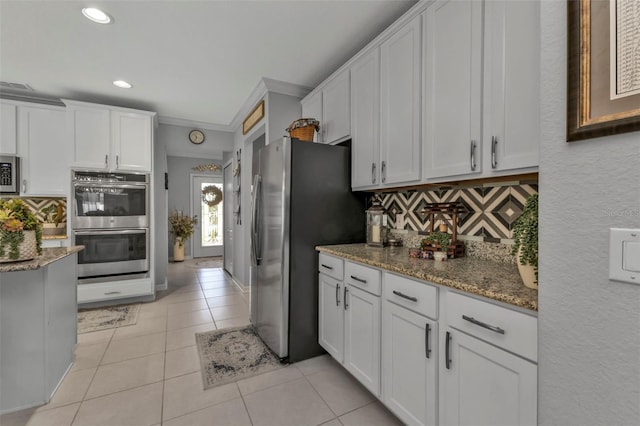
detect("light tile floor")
(1, 258), (401, 426)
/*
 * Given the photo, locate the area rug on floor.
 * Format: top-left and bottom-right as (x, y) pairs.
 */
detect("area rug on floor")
(77, 303), (141, 334)
(196, 326), (283, 390)
(185, 257), (224, 269)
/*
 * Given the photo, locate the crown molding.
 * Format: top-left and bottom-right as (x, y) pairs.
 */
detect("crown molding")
(158, 115), (233, 132)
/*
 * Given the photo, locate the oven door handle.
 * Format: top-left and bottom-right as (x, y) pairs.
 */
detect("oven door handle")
(73, 182), (148, 189)
(74, 229), (147, 235)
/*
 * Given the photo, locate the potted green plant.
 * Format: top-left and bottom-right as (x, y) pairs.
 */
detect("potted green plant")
(41, 202), (65, 236)
(0, 199), (43, 262)
(169, 211), (197, 262)
(511, 193), (538, 289)
(422, 231), (452, 261)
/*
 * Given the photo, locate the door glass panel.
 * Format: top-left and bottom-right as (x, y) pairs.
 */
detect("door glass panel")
(201, 182), (223, 247)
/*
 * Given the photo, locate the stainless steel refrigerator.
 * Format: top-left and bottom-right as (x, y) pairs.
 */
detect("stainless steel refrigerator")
(250, 137), (365, 363)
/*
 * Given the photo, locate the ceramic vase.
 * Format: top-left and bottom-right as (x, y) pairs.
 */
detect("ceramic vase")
(517, 246), (537, 289)
(434, 251), (447, 262)
(173, 238), (185, 262)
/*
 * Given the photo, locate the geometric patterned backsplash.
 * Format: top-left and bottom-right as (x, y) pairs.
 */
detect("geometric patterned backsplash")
(379, 183), (538, 241)
(18, 197), (67, 223)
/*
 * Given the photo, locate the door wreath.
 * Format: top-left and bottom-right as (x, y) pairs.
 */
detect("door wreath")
(202, 185), (223, 207)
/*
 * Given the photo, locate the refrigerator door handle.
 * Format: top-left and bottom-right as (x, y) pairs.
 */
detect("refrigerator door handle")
(250, 174), (262, 265)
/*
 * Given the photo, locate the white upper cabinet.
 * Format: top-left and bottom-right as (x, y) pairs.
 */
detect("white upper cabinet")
(351, 48), (380, 188)
(380, 14), (422, 186)
(1, 101), (17, 155)
(17, 105), (69, 196)
(423, 0), (483, 180)
(301, 91), (322, 142)
(65, 100), (154, 172)
(483, 0), (540, 173)
(322, 72), (350, 144)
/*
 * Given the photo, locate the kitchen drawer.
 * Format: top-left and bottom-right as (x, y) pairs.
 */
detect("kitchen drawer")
(445, 290), (537, 362)
(78, 279), (154, 304)
(345, 261), (381, 296)
(383, 272), (438, 320)
(318, 253), (344, 281)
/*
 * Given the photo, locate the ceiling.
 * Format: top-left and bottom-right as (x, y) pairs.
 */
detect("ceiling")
(0, 0), (417, 129)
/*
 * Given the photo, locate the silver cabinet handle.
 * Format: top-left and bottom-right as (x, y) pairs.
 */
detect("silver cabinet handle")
(381, 161), (387, 183)
(22, 179), (27, 193)
(105, 154), (108, 168)
(104, 291), (121, 295)
(392, 290), (418, 302)
(425, 323), (431, 359)
(462, 315), (505, 335)
(350, 275), (367, 284)
(372, 162), (376, 184)
(335, 283), (340, 307)
(344, 286), (349, 310)
(116, 155), (119, 169)
(321, 264), (334, 270)
(470, 140), (477, 171)
(491, 136), (498, 169)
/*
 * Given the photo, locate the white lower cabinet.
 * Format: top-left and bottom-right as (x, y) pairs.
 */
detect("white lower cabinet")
(441, 329), (537, 426)
(318, 272), (344, 362)
(382, 300), (437, 426)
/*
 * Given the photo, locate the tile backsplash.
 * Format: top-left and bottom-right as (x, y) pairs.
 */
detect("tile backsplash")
(20, 197), (67, 223)
(378, 181), (538, 242)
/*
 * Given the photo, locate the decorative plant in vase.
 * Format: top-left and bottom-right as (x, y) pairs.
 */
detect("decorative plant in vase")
(0, 199), (42, 262)
(41, 202), (65, 236)
(511, 193), (538, 289)
(169, 211), (197, 262)
(422, 231), (452, 261)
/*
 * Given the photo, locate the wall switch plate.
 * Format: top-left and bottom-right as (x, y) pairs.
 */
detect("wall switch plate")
(609, 228), (640, 285)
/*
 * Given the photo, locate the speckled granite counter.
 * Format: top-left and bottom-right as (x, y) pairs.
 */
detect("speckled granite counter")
(0, 246), (84, 273)
(316, 244), (538, 311)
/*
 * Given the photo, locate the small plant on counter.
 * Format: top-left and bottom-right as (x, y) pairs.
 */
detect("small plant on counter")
(41, 203), (63, 226)
(422, 231), (452, 252)
(511, 193), (538, 287)
(168, 211), (198, 246)
(0, 199), (42, 260)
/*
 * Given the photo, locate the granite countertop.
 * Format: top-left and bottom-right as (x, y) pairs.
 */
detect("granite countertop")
(316, 244), (538, 311)
(0, 246), (84, 273)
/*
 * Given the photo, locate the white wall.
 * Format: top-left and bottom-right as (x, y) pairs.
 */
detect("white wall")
(158, 123), (233, 158)
(538, 2), (640, 424)
(153, 129), (168, 288)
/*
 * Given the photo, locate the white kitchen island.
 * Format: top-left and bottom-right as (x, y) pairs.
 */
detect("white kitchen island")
(0, 246), (83, 414)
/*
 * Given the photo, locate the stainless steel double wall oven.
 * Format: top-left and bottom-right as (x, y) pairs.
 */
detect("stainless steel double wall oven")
(72, 171), (150, 283)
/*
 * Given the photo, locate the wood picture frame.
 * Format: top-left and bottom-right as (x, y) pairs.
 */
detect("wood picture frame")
(242, 100), (265, 135)
(567, 0), (640, 142)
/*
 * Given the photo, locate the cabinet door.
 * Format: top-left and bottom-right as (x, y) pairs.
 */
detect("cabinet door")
(383, 301), (437, 426)
(380, 14), (421, 185)
(1, 102), (17, 155)
(301, 91), (323, 142)
(441, 329), (537, 426)
(344, 284), (380, 397)
(423, 0), (482, 180)
(111, 111), (152, 172)
(322, 71), (350, 144)
(18, 106), (69, 196)
(318, 273), (344, 362)
(69, 106), (111, 169)
(483, 0), (539, 172)
(351, 48), (380, 189)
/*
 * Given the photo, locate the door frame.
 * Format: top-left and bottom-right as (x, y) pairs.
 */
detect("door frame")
(223, 159), (233, 273)
(190, 172), (224, 258)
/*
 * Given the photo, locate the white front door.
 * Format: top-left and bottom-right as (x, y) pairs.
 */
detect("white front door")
(192, 175), (224, 258)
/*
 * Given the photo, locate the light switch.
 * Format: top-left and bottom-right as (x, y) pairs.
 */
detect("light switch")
(609, 228), (640, 285)
(623, 241), (640, 272)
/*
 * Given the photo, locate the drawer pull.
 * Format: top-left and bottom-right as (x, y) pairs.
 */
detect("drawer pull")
(425, 323), (431, 359)
(392, 290), (418, 302)
(350, 275), (367, 284)
(104, 291), (122, 295)
(445, 331), (451, 369)
(462, 315), (505, 335)
(321, 264), (334, 270)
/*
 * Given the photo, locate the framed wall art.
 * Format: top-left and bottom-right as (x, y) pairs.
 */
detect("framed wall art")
(567, 0), (640, 142)
(242, 100), (265, 135)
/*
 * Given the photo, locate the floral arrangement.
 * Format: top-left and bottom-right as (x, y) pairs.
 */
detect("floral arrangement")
(0, 199), (42, 260)
(169, 211), (197, 245)
(512, 193), (538, 283)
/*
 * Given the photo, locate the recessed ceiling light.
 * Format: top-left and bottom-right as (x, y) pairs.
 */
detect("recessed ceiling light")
(82, 7), (112, 24)
(113, 80), (132, 89)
